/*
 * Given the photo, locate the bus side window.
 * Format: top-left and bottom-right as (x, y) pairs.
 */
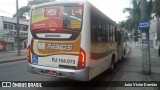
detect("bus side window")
(113, 26), (115, 42)
(91, 11), (98, 43)
(97, 19), (102, 42)
(115, 27), (117, 42)
(105, 22), (108, 42)
(118, 32), (121, 45)
(108, 24), (110, 42)
(110, 24), (113, 42)
(102, 20), (106, 41)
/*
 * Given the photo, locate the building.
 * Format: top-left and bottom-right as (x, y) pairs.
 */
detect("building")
(0, 16), (28, 51)
(149, 15), (160, 49)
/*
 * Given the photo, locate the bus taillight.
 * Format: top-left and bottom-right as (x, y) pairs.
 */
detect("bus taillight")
(77, 48), (86, 69)
(27, 45), (31, 63)
(78, 2), (84, 6)
(49, 29), (56, 31)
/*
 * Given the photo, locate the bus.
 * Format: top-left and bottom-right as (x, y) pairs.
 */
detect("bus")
(27, 1), (127, 81)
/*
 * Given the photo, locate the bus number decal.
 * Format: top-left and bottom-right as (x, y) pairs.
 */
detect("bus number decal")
(72, 9), (82, 16)
(47, 44), (72, 50)
(44, 8), (59, 17)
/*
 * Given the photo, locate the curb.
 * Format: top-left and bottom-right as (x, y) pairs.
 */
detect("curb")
(0, 58), (27, 64)
(126, 45), (131, 58)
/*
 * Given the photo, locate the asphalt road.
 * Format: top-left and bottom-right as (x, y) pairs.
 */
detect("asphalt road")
(0, 59), (126, 90)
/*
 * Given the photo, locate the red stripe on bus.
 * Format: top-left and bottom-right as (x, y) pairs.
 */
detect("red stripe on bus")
(91, 53), (108, 60)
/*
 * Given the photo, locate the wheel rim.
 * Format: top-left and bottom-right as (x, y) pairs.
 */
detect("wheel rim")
(111, 62), (114, 70)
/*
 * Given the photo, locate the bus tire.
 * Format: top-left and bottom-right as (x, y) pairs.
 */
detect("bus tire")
(109, 55), (115, 73)
(124, 49), (126, 55)
(158, 45), (160, 57)
(122, 49), (126, 59)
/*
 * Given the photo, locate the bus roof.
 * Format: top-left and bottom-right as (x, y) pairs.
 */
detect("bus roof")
(31, 1), (87, 9)
(31, 0), (123, 32)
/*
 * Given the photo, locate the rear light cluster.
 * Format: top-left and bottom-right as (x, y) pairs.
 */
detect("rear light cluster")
(27, 45), (31, 63)
(77, 48), (86, 69)
(49, 29), (56, 32)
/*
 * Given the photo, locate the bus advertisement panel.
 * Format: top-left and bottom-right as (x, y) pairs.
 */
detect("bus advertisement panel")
(28, 3), (85, 70)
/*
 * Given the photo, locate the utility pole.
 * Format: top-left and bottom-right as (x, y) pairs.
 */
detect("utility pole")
(140, 0), (151, 74)
(16, 0), (21, 56)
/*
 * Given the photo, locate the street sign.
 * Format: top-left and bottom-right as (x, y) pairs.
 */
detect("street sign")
(157, 21), (160, 41)
(139, 19), (150, 30)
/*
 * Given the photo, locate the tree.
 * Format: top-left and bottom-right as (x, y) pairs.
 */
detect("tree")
(153, 0), (160, 56)
(123, 0), (141, 42)
(147, 0), (153, 18)
(118, 18), (132, 30)
(13, 6), (30, 19)
(13, 0), (55, 19)
(153, 0), (160, 16)
(28, 0), (55, 6)
(122, 0), (153, 42)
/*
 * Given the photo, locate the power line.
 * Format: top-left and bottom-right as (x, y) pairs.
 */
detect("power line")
(0, 3), (15, 5)
(0, 10), (13, 15)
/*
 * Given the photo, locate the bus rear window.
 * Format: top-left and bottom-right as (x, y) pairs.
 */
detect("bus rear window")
(31, 6), (83, 31)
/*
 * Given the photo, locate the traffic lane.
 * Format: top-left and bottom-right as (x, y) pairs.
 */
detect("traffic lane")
(0, 58), (125, 81)
(0, 60), (73, 90)
(0, 60), (66, 81)
(0, 59), (126, 90)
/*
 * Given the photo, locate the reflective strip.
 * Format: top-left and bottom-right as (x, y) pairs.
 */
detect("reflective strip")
(36, 33), (72, 38)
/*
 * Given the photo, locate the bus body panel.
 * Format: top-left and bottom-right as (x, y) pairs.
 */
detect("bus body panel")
(27, 1), (126, 81)
(28, 63), (89, 81)
(89, 52), (112, 80)
(27, 1), (90, 81)
(80, 1), (91, 68)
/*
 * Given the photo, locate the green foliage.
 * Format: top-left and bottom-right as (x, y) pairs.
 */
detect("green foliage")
(147, 0), (153, 18)
(118, 18), (132, 30)
(122, 0), (153, 31)
(121, 0), (140, 39)
(28, 0), (55, 6)
(14, 0), (55, 18)
(153, 0), (160, 17)
(13, 6), (30, 19)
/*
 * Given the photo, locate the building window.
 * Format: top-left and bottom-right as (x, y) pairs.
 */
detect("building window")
(14, 32), (17, 35)
(4, 23), (8, 29)
(156, 39), (158, 46)
(19, 26), (22, 30)
(14, 25), (17, 30)
(23, 26), (28, 31)
(9, 24), (14, 30)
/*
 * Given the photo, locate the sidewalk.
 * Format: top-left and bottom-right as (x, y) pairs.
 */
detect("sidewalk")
(0, 49), (27, 63)
(114, 42), (160, 90)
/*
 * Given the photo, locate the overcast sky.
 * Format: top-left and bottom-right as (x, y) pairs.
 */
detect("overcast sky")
(0, 0), (131, 22)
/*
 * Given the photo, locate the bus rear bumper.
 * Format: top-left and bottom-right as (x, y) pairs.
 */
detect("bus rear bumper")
(27, 63), (89, 81)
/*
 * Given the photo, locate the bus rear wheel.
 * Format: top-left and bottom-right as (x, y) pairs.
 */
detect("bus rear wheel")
(109, 55), (115, 73)
(122, 49), (126, 59)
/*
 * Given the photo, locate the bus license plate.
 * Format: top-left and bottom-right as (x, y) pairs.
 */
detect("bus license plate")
(52, 58), (76, 65)
(46, 70), (56, 75)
